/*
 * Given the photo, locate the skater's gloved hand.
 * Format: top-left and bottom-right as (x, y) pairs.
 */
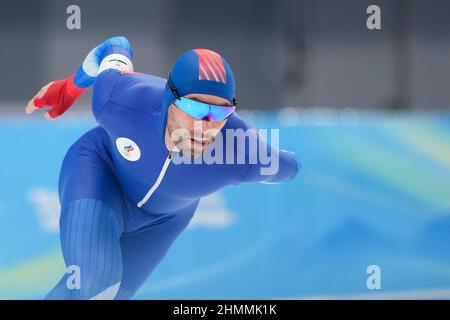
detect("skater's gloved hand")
(25, 74), (86, 120)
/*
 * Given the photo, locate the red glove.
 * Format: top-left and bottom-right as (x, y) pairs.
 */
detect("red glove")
(32, 74), (87, 119)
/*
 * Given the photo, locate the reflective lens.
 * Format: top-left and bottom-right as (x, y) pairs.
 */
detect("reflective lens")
(174, 97), (235, 121)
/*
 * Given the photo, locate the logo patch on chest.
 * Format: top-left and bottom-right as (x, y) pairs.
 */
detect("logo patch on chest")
(116, 137), (141, 161)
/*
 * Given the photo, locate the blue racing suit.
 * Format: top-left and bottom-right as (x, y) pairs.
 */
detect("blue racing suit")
(43, 37), (301, 299)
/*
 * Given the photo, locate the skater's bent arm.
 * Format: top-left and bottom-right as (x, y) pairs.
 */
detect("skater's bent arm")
(241, 141), (302, 184)
(25, 36), (134, 119)
(232, 114), (301, 184)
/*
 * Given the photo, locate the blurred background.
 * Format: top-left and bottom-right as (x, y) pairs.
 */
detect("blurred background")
(1, 0), (450, 299)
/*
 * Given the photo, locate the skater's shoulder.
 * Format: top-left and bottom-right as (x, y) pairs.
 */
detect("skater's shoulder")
(110, 71), (166, 112)
(94, 69), (166, 114)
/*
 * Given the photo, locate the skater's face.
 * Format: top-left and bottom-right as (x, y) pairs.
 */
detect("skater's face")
(166, 93), (231, 159)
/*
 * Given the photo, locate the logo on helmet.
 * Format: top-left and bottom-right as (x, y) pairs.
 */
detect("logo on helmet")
(194, 49), (227, 83)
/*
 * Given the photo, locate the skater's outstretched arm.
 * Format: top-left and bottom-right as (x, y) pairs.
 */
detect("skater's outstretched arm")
(25, 36), (134, 119)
